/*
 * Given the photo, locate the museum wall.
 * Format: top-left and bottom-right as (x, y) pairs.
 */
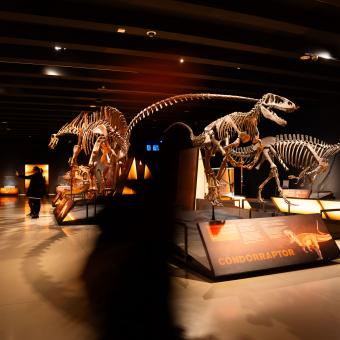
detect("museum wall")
(0, 138), (73, 195)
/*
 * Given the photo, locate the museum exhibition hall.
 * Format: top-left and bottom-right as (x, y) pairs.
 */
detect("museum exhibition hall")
(1, 1), (340, 339)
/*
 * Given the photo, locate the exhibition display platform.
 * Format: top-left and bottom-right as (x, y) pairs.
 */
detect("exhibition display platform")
(2, 197), (340, 339)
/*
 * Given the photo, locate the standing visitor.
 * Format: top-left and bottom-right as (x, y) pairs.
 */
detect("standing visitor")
(16, 166), (46, 219)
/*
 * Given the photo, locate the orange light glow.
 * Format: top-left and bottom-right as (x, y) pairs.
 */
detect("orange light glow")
(319, 200), (340, 221)
(228, 195), (251, 210)
(24, 164), (49, 191)
(127, 159), (138, 180)
(122, 186), (136, 195)
(0, 187), (18, 195)
(272, 197), (323, 215)
(144, 164), (152, 179)
(271, 197), (340, 220)
(209, 224), (224, 236)
(63, 213), (74, 222)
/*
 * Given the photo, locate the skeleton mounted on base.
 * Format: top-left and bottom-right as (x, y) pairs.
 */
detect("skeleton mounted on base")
(49, 106), (129, 196)
(229, 134), (340, 203)
(165, 93), (298, 206)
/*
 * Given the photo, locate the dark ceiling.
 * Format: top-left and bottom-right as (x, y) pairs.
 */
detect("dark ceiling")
(0, 0), (340, 142)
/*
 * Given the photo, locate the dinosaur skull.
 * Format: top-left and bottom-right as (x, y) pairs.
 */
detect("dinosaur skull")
(260, 93), (298, 126)
(48, 134), (59, 149)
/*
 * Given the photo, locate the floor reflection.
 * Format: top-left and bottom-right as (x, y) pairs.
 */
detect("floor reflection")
(0, 195), (18, 206)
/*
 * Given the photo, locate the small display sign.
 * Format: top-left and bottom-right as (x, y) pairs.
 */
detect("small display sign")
(198, 214), (340, 277)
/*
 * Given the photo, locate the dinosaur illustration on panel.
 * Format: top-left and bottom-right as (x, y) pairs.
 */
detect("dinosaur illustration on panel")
(229, 134), (340, 203)
(164, 93), (298, 205)
(283, 221), (332, 260)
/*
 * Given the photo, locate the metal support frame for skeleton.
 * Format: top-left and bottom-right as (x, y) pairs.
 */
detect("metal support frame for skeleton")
(230, 134), (340, 203)
(165, 93), (298, 205)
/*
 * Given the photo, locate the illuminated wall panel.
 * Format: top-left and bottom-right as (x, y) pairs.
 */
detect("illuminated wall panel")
(24, 164), (49, 191)
(272, 197), (340, 221)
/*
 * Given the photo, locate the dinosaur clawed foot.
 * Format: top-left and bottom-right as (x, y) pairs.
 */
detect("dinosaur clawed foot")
(257, 194), (264, 204)
(205, 187), (223, 207)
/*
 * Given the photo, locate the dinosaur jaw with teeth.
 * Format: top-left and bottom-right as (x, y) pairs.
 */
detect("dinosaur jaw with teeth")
(260, 105), (287, 126)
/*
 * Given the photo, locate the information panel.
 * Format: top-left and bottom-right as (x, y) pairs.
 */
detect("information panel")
(198, 214), (340, 277)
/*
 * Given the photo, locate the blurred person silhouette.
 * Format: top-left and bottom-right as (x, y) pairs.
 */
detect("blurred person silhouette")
(16, 166), (46, 218)
(82, 135), (183, 339)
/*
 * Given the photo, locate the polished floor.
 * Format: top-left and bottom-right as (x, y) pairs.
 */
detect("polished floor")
(1, 197), (340, 340)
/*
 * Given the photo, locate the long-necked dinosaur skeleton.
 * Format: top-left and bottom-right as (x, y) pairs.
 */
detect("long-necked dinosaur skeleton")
(230, 134), (340, 203)
(49, 106), (129, 193)
(164, 93), (298, 205)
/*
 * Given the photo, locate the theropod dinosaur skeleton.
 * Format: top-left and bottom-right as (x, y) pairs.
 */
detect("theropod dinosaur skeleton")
(49, 106), (129, 193)
(165, 93), (297, 205)
(230, 134), (340, 203)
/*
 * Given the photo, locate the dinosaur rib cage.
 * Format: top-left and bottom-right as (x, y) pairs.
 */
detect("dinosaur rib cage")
(274, 135), (340, 169)
(212, 111), (260, 141)
(53, 106), (129, 155)
(230, 134), (340, 169)
(82, 120), (128, 156)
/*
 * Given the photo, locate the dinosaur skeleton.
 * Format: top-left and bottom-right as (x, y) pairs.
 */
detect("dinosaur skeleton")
(48, 93), (297, 205)
(49, 94), (258, 199)
(165, 93), (297, 205)
(230, 134), (340, 203)
(49, 106), (129, 193)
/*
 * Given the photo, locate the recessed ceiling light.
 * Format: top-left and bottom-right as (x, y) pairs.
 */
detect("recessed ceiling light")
(1, 121), (7, 124)
(43, 67), (62, 76)
(237, 67), (241, 70)
(300, 54), (311, 60)
(300, 51), (334, 61)
(54, 45), (66, 51)
(179, 58), (184, 63)
(317, 51), (333, 60)
(300, 53), (319, 61)
(117, 27), (126, 33)
(146, 30), (157, 38)
(90, 105), (96, 108)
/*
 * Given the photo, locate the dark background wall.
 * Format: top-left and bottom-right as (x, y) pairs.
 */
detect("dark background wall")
(0, 137), (73, 195)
